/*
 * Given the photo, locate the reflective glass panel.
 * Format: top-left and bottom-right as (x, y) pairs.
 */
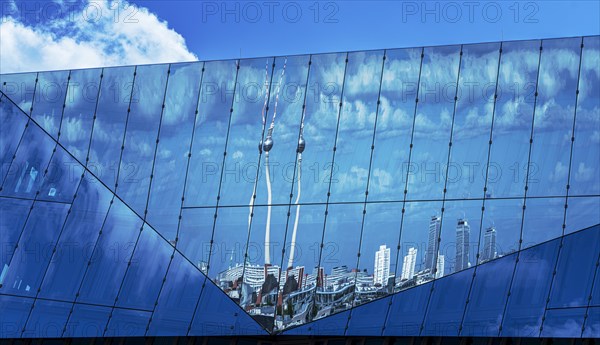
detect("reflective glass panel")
(549, 227), (600, 308)
(59, 68), (102, 162)
(22, 299), (70, 338)
(571, 36), (600, 195)
(31, 70), (69, 138)
(0, 294), (33, 338)
(77, 198), (141, 305)
(0, 201), (69, 297)
(527, 38), (581, 197)
(184, 60), (238, 207)
(116, 224), (172, 310)
(368, 47), (422, 202)
(487, 40), (541, 198)
(39, 174), (112, 300)
(146, 62), (201, 241)
(500, 237), (559, 337)
(541, 307), (586, 338)
(105, 308), (151, 337)
(445, 42), (500, 200)
(462, 253), (516, 336)
(148, 252), (205, 336)
(63, 304), (111, 338)
(421, 267), (473, 336)
(406, 45), (461, 201)
(1, 121), (56, 200)
(329, 50), (384, 203)
(87, 66), (134, 189)
(0, 96), (28, 181)
(117, 64), (169, 215)
(0, 72), (37, 111)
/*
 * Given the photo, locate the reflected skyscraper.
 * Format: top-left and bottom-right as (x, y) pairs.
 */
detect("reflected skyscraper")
(436, 255), (445, 278)
(482, 226), (497, 262)
(401, 247), (417, 280)
(374, 245), (390, 285)
(425, 215), (441, 273)
(455, 218), (471, 272)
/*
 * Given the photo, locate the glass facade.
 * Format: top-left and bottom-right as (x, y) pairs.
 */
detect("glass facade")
(0, 36), (599, 338)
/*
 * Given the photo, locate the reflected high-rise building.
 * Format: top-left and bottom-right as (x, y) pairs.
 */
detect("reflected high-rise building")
(436, 255), (445, 278)
(425, 215), (441, 272)
(455, 218), (471, 272)
(482, 226), (497, 262)
(401, 247), (417, 280)
(374, 245), (390, 285)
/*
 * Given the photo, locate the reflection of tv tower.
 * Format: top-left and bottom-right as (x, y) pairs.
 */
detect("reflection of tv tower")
(259, 58), (287, 266)
(287, 114), (306, 269)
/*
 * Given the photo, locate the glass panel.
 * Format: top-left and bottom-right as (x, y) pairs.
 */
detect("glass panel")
(217, 58), (275, 207)
(87, 66), (134, 189)
(39, 174), (112, 300)
(105, 308), (151, 337)
(541, 307), (586, 338)
(146, 62), (201, 242)
(406, 45), (461, 201)
(282, 309), (350, 336)
(78, 198), (141, 305)
(276, 204), (326, 331)
(353, 203), (402, 307)
(295, 53), (346, 204)
(63, 304), (111, 338)
(527, 38), (581, 198)
(22, 299), (71, 338)
(117, 64), (169, 215)
(487, 40), (541, 198)
(439, 200), (483, 275)
(0, 197), (32, 277)
(254, 55), (308, 207)
(59, 68), (102, 162)
(346, 295), (390, 336)
(570, 36), (600, 195)
(397, 201), (443, 286)
(521, 197), (565, 248)
(549, 226), (600, 308)
(184, 60), (238, 207)
(242, 205), (288, 328)
(461, 253), (516, 337)
(0, 96), (28, 182)
(329, 50), (384, 203)
(500, 237), (560, 337)
(1, 122), (56, 200)
(178, 207), (214, 273)
(116, 224), (172, 310)
(31, 70), (70, 138)
(0, 72), (37, 111)
(190, 278), (267, 336)
(583, 306), (600, 338)
(368, 47), (423, 202)
(0, 201), (69, 297)
(565, 197), (600, 234)
(148, 252), (205, 336)
(313, 203), (363, 320)
(446, 42), (500, 200)
(421, 267), (473, 336)
(383, 281), (432, 336)
(478, 198), (524, 263)
(36, 144), (82, 203)
(0, 295), (33, 338)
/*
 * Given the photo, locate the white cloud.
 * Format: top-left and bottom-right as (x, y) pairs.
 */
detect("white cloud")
(232, 150), (244, 160)
(0, 0), (197, 73)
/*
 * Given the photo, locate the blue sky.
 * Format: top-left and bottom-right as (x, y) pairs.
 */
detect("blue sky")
(131, 0), (600, 61)
(1, 1), (599, 73)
